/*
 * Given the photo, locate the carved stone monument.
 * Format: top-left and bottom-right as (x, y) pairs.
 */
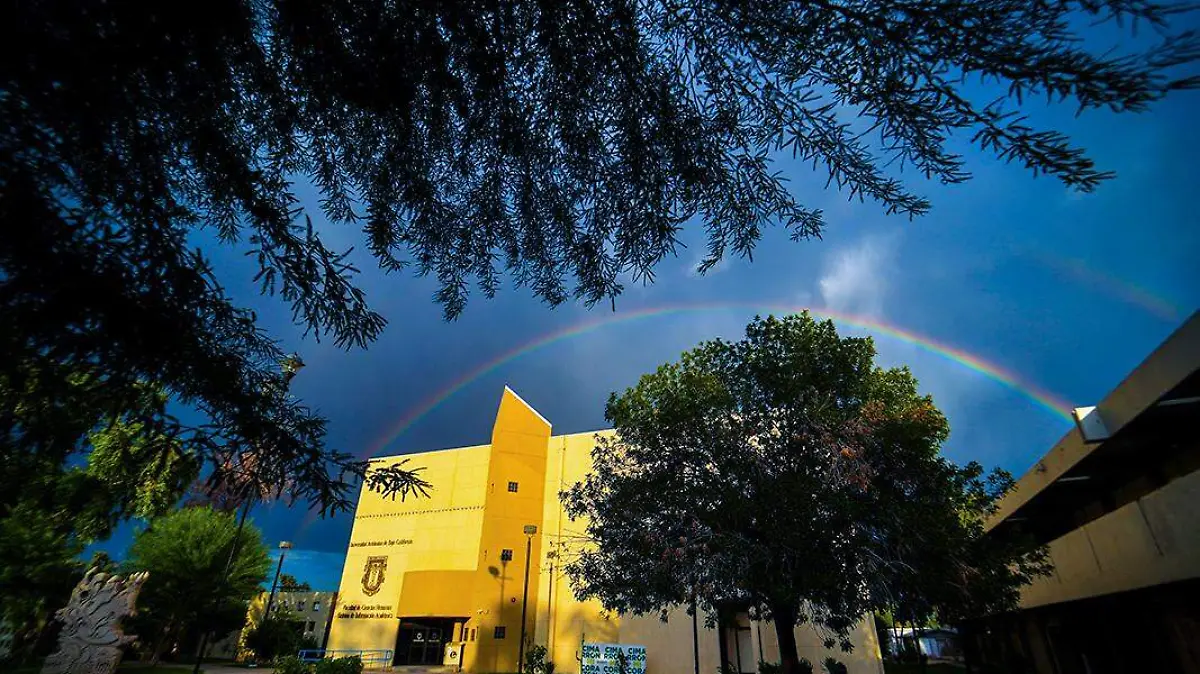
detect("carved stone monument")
(41, 568), (149, 674)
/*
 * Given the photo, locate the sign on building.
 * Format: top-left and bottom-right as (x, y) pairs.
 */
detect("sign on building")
(581, 643), (647, 674)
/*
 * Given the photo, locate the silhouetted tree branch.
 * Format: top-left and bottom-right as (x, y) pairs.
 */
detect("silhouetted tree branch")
(2, 0), (1194, 513)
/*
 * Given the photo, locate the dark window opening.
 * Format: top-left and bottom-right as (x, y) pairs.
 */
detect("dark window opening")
(508, 481), (519, 492)
(500, 549), (513, 561)
(494, 626), (507, 639)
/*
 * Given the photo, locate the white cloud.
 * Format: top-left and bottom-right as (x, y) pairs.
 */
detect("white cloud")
(818, 235), (897, 317)
(684, 249), (731, 277)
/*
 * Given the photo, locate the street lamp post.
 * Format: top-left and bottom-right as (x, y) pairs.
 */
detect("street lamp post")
(518, 524), (538, 673)
(265, 540), (294, 619)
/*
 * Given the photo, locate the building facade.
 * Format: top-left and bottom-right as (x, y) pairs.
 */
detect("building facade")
(204, 590), (338, 661)
(965, 312), (1200, 673)
(327, 388), (884, 673)
(269, 590), (339, 649)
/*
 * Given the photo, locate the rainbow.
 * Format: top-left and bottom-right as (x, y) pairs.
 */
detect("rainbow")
(295, 304), (1075, 540)
(1023, 251), (1182, 323)
(364, 305), (1076, 458)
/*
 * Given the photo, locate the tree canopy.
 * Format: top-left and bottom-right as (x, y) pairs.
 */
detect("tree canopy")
(242, 608), (319, 664)
(0, 376), (198, 653)
(279, 573), (313, 592)
(561, 314), (1049, 674)
(122, 507), (272, 663)
(3, 0), (1196, 510)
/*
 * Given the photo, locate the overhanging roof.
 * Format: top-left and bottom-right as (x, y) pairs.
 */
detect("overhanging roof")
(986, 312), (1200, 545)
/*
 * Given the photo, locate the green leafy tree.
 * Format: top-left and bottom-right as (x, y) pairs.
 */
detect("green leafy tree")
(243, 608), (317, 663)
(123, 507), (272, 663)
(3, 1), (1195, 511)
(279, 574), (313, 592)
(0, 375), (199, 659)
(562, 314), (1049, 674)
(0, 503), (84, 662)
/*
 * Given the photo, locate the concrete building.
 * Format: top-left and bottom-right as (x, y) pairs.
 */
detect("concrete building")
(204, 590), (338, 661)
(965, 312), (1200, 673)
(269, 590), (339, 649)
(327, 388), (884, 673)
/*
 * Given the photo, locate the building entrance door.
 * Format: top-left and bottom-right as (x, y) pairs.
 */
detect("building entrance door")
(395, 619), (455, 666)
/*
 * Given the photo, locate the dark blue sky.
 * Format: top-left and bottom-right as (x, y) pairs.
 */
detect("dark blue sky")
(95, 36), (1200, 590)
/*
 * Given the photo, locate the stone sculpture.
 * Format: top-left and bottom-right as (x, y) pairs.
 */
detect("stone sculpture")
(42, 568), (149, 674)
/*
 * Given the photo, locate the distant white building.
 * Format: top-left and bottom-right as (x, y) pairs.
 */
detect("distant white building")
(203, 590), (339, 661)
(271, 590), (339, 648)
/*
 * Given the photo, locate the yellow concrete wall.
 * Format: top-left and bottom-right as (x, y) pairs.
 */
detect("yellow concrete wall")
(465, 387), (553, 673)
(620, 610), (722, 674)
(753, 616), (885, 674)
(1020, 466), (1200, 609)
(327, 442), (491, 653)
(535, 431), (619, 672)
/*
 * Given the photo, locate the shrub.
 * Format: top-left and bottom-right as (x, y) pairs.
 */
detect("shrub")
(274, 655), (311, 674)
(525, 645), (555, 674)
(271, 654), (362, 674)
(896, 639), (925, 665)
(315, 656), (365, 674)
(244, 610), (308, 662)
(754, 659), (808, 674)
(758, 661), (782, 674)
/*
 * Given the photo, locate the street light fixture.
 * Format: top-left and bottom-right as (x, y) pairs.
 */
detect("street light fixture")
(518, 525), (538, 673)
(265, 540), (294, 619)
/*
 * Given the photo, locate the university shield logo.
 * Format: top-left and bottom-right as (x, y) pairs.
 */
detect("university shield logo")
(361, 555), (387, 596)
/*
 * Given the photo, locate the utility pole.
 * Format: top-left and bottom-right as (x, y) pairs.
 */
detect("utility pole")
(518, 524), (538, 673)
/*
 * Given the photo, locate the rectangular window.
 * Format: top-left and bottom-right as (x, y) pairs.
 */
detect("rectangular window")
(471, 628), (477, 642)
(507, 481), (519, 492)
(296, 601), (306, 612)
(313, 601), (321, 611)
(306, 620), (315, 631)
(494, 626), (506, 639)
(500, 549), (513, 561)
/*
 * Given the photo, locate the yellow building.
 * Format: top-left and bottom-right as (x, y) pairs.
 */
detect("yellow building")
(327, 388), (883, 674)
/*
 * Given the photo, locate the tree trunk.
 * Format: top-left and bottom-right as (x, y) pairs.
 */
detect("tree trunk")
(917, 621), (928, 674)
(770, 602), (801, 674)
(150, 619), (180, 665)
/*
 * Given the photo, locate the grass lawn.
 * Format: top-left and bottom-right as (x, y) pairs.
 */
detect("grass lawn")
(884, 663), (967, 674)
(118, 664), (244, 672)
(6, 660), (239, 674)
